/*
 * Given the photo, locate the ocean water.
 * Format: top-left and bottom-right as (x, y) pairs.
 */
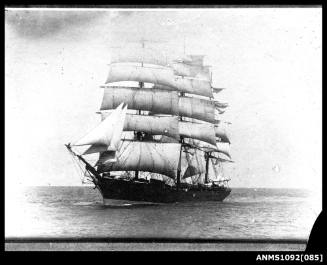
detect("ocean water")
(5, 186), (320, 240)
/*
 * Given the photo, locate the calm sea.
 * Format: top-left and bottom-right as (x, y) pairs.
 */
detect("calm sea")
(5, 186), (320, 240)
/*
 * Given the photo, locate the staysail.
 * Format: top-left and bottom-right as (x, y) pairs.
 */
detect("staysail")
(72, 103), (127, 154)
(97, 141), (181, 179)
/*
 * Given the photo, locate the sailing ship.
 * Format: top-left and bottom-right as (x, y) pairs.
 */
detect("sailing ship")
(66, 41), (233, 204)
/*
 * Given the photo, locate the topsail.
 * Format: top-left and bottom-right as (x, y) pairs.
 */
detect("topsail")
(105, 63), (213, 98)
(100, 87), (216, 124)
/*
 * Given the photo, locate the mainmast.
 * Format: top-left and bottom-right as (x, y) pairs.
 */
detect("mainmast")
(134, 39), (146, 180)
(204, 151), (211, 184)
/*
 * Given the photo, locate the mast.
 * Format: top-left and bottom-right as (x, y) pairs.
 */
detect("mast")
(176, 89), (185, 190)
(134, 39), (145, 180)
(204, 151), (210, 184)
(176, 37), (186, 189)
(176, 137), (183, 191)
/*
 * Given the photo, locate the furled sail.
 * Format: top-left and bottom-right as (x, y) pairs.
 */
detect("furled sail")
(179, 96), (216, 124)
(212, 87), (224, 93)
(110, 48), (168, 66)
(214, 101), (229, 109)
(97, 141), (181, 179)
(105, 64), (176, 87)
(214, 126), (230, 143)
(100, 113), (180, 140)
(179, 121), (216, 146)
(100, 87), (179, 116)
(73, 103), (127, 154)
(217, 108), (225, 114)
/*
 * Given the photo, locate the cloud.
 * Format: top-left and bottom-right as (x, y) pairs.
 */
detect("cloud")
(5, 9), (106, 39)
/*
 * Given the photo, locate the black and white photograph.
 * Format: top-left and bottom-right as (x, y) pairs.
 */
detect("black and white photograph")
(5, 6), (322, 251)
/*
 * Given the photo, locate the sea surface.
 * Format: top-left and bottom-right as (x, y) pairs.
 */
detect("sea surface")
(5, 186), (321, 240)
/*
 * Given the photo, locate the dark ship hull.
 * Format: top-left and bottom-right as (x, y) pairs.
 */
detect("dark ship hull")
(97, 177), (231, 204)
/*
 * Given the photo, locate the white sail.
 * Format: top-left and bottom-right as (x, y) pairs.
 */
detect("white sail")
(110, 47), (169, 66)
(97, 141), (181, 179)
(100, 113), (180, 140)
(100, 87), (179, 116)
(175, 54), (205, 66)
(108, 104), (128, 151)
(83, 144), (109, 155)
(100, 87), (216, 123)
(152, 84), (176, 92)
(214, 126), (230, 143)
(173, 76), (213, 98)
(179, 96), (216, 124)
(188, 55), (205, 66)
(179, 121), (216, 146)
(73, 103), (125, 148)
(153, 76), (213, 97)
(105, 64), (176, 87)
(188, 139), (231, 159)
(172, 63), (211, 81)
(182, 148), (206, 179)
(215, 142), (231, 158)
(105, 64), (212, 98)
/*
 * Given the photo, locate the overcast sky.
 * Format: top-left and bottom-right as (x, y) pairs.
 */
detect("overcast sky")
(5, 8), (322, 194)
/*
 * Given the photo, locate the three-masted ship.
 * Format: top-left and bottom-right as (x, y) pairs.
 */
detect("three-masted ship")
(66, 41), (233, 204)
